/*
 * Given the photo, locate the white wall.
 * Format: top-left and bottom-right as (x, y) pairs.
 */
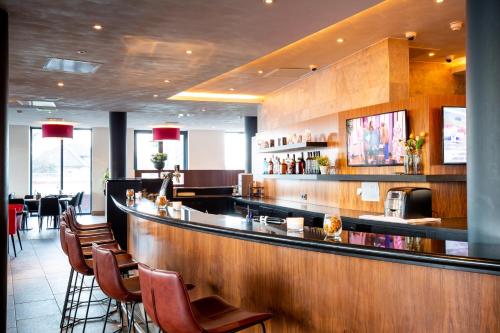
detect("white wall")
(8, 125), (30, 197)
(188, 130), (226, 170)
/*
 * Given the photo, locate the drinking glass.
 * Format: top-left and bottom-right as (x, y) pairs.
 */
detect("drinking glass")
(156, 195), (168, 209)
(126, 188), (135, 200)
(323, 214), (342, 241)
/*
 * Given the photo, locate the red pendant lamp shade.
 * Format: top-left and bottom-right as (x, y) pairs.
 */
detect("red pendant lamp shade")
(153, 126), (180, 141)
(42, 122), (74, 139)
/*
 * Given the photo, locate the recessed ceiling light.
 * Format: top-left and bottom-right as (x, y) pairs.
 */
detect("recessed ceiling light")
(77, 50), (87, 54)
(435, 0), (444, 3)
(178, 113), (184, 118)
(163, 79), (170, 83)
(336, 38), (344, 43)
(93, 24), (102, 30)
(185, 50), (192, 55)
(258, 70), (264, 74)
(57, 82), (64, 87)
(229, 88), (235, 91)
(201, 108), (207, 112)
(153, 94), (159, 98)
(428, 52), (435, 57)
(263, 0), (274, 4)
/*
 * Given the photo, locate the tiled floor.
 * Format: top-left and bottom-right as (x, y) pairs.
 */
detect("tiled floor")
(7, 215), (138, 333)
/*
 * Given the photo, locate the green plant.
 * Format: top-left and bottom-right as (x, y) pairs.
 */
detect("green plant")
(316, 155), (330, 166)
(151, 152), (168, 164)
(102, 168), (110, 187)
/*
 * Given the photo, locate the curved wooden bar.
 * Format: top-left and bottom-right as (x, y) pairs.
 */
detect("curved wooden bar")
(120, 199), (500, 332)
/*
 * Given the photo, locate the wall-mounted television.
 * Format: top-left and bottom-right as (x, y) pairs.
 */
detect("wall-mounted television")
(443, 106), (466, 164)
(346, 110), (407, 166)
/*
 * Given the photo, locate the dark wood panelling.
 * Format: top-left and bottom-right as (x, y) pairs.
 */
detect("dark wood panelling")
(135, 170), (243, 187)
(128, 216), (500, 333)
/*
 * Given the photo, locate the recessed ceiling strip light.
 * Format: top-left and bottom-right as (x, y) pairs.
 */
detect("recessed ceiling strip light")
(169, 91), (263, 103)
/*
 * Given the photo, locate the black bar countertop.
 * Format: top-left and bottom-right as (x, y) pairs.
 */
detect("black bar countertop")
(234, 197), (468, 241)
(113, 197), (500, 275)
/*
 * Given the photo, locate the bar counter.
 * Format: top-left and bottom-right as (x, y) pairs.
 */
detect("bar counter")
(114, 197), (500, 332)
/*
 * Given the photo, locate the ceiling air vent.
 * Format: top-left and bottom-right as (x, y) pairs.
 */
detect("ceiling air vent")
(43, 58), (101, 74)
(263, 67), (309, 78)
(17, 100), (57, 108)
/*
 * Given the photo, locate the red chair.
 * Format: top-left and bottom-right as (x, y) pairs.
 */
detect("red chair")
(8, 204), (23, 257)
(138, 263), (272, 333)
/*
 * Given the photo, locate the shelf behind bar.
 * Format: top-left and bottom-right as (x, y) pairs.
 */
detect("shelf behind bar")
(258, 141), (328, 153)
(260, 174), (466, 182)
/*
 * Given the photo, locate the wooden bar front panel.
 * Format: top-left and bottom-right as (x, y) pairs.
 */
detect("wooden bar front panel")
(128, 216), (499, 333)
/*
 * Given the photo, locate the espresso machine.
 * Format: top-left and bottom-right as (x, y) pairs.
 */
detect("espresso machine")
(384, 187), (432, 219)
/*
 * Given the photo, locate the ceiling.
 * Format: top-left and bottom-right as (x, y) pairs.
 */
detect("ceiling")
(2, 0), (381, 130)
(187, 0), (466, 96)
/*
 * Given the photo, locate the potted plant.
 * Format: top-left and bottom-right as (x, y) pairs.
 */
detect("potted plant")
(102, 168), (110, 195)
(316, 155), (330, 175)
(151, 152), (168, 171)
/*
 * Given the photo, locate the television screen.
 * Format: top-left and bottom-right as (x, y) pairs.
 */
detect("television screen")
(443, 106), (466, 164)
(346, 110), (407, 166)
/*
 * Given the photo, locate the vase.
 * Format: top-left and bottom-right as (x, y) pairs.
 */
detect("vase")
(319, 166), (328, 175)
(413, 149), (423, 175)
(153, 161), (165, 171)
(403, 153), (414, 174)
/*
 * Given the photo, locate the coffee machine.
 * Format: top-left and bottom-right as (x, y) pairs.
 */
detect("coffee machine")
(384, 187), (432, 219)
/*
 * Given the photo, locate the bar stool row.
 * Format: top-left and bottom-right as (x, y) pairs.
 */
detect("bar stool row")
(59, 206), (272, 333)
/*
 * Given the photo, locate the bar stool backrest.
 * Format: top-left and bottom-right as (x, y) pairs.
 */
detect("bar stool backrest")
(138, 263), (203, 333)
(64, 229), (92, 275)
(59, 221), (69, 255)
(92, 244), (137, 302)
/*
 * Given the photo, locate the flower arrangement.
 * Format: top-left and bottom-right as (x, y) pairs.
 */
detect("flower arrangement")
(315, 155), (330, 167)
(400, 131), (427, 174)
(401, 131), (427, 153)
(151, 152), (168, 164)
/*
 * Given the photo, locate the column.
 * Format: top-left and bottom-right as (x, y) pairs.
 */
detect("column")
(0, 8), (8, 332)
(467, 0), (500, 258)
(109, 112), (127, 178)
(244, 116), (257, 173)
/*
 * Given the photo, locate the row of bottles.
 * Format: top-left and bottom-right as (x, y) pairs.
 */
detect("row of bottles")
(262, 151), (322, 175)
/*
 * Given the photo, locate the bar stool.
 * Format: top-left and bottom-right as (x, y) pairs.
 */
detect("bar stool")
(92, 244), (149, 333)
(58, 221), (125, 331)
(138, 263), (272, 333)
(66, 206), (111, 231)
(64, 229), (137, 332)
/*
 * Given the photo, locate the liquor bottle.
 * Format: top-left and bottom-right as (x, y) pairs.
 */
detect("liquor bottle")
(306, 152), (312, 174)
(268, 156), (274, 174)
(274, 156), (279, 174)
(290, 154), (296, 174)
(263, 158), (268, 175)
(285, 154), (290, 174)
(298, 152), (305, 174)
(281, 156), (288, 175)
(312, 152), (318, 174)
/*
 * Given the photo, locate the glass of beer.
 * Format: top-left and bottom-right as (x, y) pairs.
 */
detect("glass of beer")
(156, 195), (168, 209)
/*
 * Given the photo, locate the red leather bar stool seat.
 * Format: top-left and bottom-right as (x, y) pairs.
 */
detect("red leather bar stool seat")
(92, 244), (145, 333)
(138, 263), (272, 333)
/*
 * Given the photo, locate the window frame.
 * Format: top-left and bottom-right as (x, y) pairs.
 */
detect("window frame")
(133, 130), (188, 170)
(29, 127), (93, 214)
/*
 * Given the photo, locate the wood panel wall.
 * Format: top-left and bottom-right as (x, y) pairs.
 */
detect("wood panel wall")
(128, 216), (500, 333)
(256, 95), (467, 217)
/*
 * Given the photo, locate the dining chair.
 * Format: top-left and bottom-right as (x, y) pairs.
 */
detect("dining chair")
(9, 198), (29, 230)
(77, 191), (84, 214)
(8, 205), (23, 257)
(38, 196), (62, 231)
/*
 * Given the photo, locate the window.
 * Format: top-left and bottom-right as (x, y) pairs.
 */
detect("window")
(134, 130), (187, 170)
(30, 128), (92, 213)
(225, 132), (246, 170)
